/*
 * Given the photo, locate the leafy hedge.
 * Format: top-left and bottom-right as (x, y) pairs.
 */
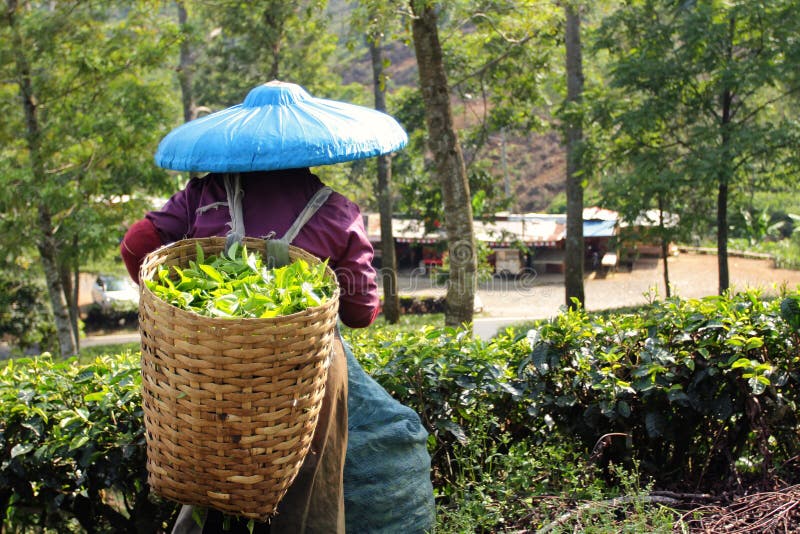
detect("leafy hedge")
(346, 289), (800, 490)
(519, 291), (800, 488)
(0, 352), (177, 532)
(2, 289), (800, 530)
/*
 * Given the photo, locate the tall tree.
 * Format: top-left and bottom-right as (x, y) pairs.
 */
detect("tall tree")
(192, 0), (341, 108)
(410, 0), (477, 326)
(562, 1), (585, 308)
(444, 1), (561, 158)
(421, 0), (561, 217)
(1, 1), (177, 356)
(369, 32), (402, 323)
(347, 0), (407, 323)
(597, 0), (800, 294)
(176, 1), (198, 124)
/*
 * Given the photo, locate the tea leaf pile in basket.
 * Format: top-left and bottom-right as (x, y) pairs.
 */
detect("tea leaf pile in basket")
(144, 242), (336, 318)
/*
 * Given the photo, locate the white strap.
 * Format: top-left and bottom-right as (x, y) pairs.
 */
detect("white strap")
(281, 187), (333, 244)
(265, 186), (333, 267)
(223, 173), (245, 248)
(221, 175), (332, 259)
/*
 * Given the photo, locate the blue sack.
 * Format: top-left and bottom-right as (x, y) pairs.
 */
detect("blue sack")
(343, 342), (435, 533)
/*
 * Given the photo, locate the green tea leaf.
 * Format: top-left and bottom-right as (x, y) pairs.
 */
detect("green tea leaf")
(199, 264), (224, 283)
(10, 443), (34, 458)
(147, 247), (334, 319)
(195, 241), (205, 264)
(84, 391), (107, 402)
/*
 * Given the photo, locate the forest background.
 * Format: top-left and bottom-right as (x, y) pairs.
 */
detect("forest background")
(4, 0), (800, 358)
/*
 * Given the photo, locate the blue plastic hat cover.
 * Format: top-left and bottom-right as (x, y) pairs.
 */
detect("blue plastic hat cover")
(154, 81), (408, 173)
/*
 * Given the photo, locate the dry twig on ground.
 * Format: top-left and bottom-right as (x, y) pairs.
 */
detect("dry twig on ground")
(680, 484), (800, 533)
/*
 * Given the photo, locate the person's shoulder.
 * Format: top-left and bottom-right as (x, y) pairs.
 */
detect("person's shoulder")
(327, 189), (359, 210)
(185, 173), (221, 189)
(323, 189), (364, 221)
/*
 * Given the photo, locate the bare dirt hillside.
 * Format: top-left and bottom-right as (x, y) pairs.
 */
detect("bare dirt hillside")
(341, 38), (567, 213)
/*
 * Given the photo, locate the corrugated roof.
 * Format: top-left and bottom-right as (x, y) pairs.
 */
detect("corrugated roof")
(365, 211), (617, 245)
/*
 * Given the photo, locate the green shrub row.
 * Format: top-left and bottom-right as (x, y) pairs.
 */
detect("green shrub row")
(522, 291), (800, 488)
(346, 289), (800, 491)
(0, 352), (177, 532)
(1, 289), (799, 530)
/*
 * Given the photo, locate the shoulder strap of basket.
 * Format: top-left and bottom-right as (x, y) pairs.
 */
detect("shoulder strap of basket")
(266, 186), (333, 268)
(223, 173), (245, 251)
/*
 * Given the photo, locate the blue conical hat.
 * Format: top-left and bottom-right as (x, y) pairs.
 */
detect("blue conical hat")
(154, 81), (408, 172)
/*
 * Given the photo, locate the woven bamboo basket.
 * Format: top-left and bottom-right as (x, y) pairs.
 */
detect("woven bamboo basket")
(138, 236), (339, 521)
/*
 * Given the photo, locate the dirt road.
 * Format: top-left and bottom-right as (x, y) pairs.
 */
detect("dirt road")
(70, 252), (800, 343)
(395, 252), (800, 322)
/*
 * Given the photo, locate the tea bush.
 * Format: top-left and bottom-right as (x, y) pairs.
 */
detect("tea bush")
(2, 288), (800, 531)
(346, 288), (800, 492)
(517, 290), (800, 489)
(0, 351), (178, 532)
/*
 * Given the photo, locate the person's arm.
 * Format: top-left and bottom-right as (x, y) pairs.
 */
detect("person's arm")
(334, 214), (380, 329)
(145, 177), (200, 244)
(120, 218), (163, 284)
(120, 178), (199, 283)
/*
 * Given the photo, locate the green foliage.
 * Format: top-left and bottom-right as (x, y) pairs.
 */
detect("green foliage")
(345, 288), (800, 493)
(519, 290), (800, 488)
(441, 0), (561, 134)
(532, 462), (679, 534)
(145, 244), (336, 318)
(344, 324), (524, 459)
(727, 236), (800, 271)
(0, 272), (56, 355)
(728, 207), (787, 245)
(6, 287), (800, 530)
(391, 1), (564, 226)
(1, 0), (179, 242)
(431, 413), (629, 533)
(2, 0), (179, 355)
(745, 192), (800, 224)
(780, 295), (800, 332)
(77, 342), (140, 365)
(0, 352), (177, 532)
(190, 0), (344, 107)
(594, 0), (800, 273)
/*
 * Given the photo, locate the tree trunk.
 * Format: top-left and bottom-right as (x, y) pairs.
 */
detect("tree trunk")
(72, 257), (80, 346)
(411, 2), (476, 326)
(717, 16), (735, 294)
(717, 173), (729, 293)
(658, 196), (671, 298)
(263, 1), (289, 80)
(369, 36), (401, 324)
(37, 209), (77, 357)
(176, 1), (196, 124)
(60, 252), (80, 352)
(9, 0), (77, 356)
(564, 2), (585, 309)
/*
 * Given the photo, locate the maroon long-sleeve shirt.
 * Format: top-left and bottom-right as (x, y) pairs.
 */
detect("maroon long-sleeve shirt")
(123, 168), (379, 328)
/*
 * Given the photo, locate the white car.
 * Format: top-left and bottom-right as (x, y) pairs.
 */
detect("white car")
(91, 275), (139, 311)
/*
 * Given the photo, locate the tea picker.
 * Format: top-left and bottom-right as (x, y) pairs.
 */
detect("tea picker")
(121, 81), (435, 533)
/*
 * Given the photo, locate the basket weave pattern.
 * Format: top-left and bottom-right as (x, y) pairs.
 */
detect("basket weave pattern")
(138, 237), (339, 520)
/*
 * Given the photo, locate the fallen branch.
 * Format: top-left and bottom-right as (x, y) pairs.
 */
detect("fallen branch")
(649, 490), (716, 503)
